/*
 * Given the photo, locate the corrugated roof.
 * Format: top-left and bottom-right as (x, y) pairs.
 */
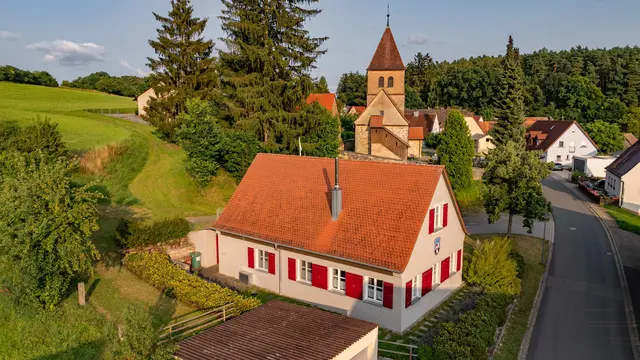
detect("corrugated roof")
(306, 93), (336, 113)
(174, 301), (378, 360)
(606, 140), (640, 177)
(214, 154), (461, 272)
(367, 27), (405, 71)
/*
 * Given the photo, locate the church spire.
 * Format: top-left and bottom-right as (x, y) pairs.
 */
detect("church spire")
(386, 5), (390, 27)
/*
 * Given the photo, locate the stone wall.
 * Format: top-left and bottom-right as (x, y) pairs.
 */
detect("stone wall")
(386, 125), (408, 142)
(355, 125), (369, 154)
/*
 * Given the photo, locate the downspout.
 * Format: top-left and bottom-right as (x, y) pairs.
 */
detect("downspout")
(621, 180), (625, 207)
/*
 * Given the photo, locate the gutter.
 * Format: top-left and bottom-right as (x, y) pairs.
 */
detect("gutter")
(208, 227), (401, 275)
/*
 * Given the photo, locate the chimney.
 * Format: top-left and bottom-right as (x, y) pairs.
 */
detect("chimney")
(331, 157), (342, 221)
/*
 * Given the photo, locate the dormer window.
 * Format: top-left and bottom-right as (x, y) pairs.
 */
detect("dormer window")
(378, 77), (384, 88)
(388, 76), (394, 88)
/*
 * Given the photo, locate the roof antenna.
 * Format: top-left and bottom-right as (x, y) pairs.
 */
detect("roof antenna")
(386, 5), (390, 27)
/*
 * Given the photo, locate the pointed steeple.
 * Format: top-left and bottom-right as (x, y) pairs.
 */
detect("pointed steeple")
(367, 27), (405, 71)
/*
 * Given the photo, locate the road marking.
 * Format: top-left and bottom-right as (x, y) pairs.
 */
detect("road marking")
(570, 227), (577, 230)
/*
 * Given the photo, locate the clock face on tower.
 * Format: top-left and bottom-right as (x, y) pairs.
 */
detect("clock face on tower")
(434, 237), (441, 255)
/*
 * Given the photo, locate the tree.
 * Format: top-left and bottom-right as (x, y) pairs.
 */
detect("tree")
(218, 0), (327, 152)
(340, 113), (357, 141)
(621, 107), (640, 137)
(299, 103), (340, 157)
(314, 76), (329, 93)
(465, 237), (520, 296)
(406, 85), (426, 109)
(584, 120), (624, 154)
(491, 36), (526, 148)
(483, 141), (552, 236)
(437, 110), (474, 190)
(0, 152), (101, 308)
(145, 0), (218, 140)
(336, 72), (367, 106)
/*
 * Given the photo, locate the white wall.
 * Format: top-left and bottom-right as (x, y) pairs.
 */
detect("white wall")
(545, 123), (597, 165)
(621, 165), (640, 214)
(187, 230), (217, 267)
(333, 327), (378, 360)
(605, 172), (622, 197)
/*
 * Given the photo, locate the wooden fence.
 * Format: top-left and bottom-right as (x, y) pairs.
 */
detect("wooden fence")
(378, 340), (418, 359)
(158, 303), (234, 343)
(83, 108), (137, 115)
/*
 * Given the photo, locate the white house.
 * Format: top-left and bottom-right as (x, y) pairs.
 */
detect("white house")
(526, 120), (598, 166)
(211, 154), (467, 333)
(605, 141), (640, 214)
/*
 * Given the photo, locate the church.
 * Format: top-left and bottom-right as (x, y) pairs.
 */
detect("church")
(354, 23), (425, 160)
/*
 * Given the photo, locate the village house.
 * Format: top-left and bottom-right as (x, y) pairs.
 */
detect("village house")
(306, 93), (339, 116)
(347, 105), (366, 117)
(526, 120), (598, 165)
(605, 140), (640, 214)
(212, 154), (466, 333)
(133, 87), (155, 116)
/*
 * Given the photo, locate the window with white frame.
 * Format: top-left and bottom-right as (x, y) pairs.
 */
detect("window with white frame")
(299, 260), (312, 283)
(412, 274), (419, 299)
(433, 263), (440, 286)
(331, 268), (346, 292)
(366, 277), (384, 302)
(559, 141), (564, 148)
(450, 253), (456, 273)
(257, 250), (269, 271)
(581, 140), (587, 148)
(434, 204), (444, 231)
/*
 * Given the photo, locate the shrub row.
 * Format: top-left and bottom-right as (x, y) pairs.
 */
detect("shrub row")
(124, 251), (260, 313)
(116, 217), (190, 249)
(419, 292), (513, 360)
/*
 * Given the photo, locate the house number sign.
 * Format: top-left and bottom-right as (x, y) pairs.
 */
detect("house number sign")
(434, 237), (441, 255)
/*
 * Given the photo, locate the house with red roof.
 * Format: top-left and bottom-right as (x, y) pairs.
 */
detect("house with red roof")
(212, 154), (466, 332)
(306, 93), (339, 116)
(526, 120), (598, 165)
(347, 105), (366, 117)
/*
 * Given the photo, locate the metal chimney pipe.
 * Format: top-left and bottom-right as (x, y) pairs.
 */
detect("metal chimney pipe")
(331, 157), (342, 221)
(334, 157), (339, 188)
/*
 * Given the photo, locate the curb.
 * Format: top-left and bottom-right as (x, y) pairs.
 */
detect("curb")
(553, 175), (640, 360)
(518, 213), (555, 360)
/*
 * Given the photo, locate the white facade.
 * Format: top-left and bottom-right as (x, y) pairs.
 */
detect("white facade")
(606, 165), (640, 214)
(543, 123), (597, 165)
(216, 175), (465, 333)
(572, 156), (615, 178)
(333, 326), (378, 360)
(605, 172), (622, 197)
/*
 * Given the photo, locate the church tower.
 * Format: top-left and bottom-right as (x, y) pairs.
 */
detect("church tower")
(366, 14), (406, 113)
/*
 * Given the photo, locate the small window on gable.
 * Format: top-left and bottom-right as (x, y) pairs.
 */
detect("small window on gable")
(378, 77), (384, 88)
(388, 76), (394, 88)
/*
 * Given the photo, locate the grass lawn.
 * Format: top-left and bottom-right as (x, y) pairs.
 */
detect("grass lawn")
(468, 234), (549, 360)
(604, 204), (640, 236)
(455, 180), (484, 214)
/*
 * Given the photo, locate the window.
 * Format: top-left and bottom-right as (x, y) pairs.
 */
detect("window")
(379, 110), (384, 116)
(569, 141), (575, 153)
(559, 141), (564, 148)
(450, 253), (456, 273)
(412, 274), (419, 299)
(257, 250), (269, 271)
(556, 155), (562, 161)
(432, 263), (440, 286)
(566, 155), (570, 160)
(299, 260), (312, 283)
(366, 277), (384, 302)
(388, 76), (394, 88)
(331, 268), (346, 292)
(572, 129), (576, 133)
(581, 140), (587, 148)
(378, 77), (384, 88)
(434, 204), (444, 231)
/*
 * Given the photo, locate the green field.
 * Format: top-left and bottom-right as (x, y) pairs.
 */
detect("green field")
(0, 82), (236, 359)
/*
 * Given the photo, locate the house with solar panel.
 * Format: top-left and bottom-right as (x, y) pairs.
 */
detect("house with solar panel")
(211, 154), (466, 332)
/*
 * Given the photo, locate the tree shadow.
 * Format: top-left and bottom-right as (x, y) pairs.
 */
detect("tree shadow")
(33, 339), (106, 360)
(91, 205), (139, 270)
(149, 291), (178, 330)
(86, 278), (101, 302)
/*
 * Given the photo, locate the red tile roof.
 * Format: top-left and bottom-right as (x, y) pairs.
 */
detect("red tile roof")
(369, 115), (384, 128)
(214, 154), (463, 272)
(526, 120), (597, 151)
(306, 93), (336, 113)
(478, 121), (495, 135)
(175, 301), (378, 360)
(367, 27), (405, 71)
(348, 106), (366, 116)
(408, 127), (424, 140)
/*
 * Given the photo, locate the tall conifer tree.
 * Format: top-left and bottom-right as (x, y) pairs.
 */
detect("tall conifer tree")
(491, 36), (526, 148)
(218, 0), (327, 152)
(145, 0), (217, 140)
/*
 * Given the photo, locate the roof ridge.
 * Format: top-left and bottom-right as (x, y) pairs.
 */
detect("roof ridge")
(256, 153), (446, 170)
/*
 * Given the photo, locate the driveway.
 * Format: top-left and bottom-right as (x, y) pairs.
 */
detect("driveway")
(527, 176), (634, 359)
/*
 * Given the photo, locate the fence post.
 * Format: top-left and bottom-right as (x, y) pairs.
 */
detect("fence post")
(409, 346), (413, 359)
(223, 305), (226, 322)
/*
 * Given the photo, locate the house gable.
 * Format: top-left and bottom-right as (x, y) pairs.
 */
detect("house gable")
(355, 89), (408, 127)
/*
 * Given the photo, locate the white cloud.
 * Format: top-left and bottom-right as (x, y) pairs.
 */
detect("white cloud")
(0, 31), (19, 41)
(27, 40), (105, 66)
(119, 60), (149, 77)
(408, 34), (428, 45)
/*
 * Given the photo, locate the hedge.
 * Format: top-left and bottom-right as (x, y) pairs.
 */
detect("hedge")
(123, 252), (260, 314)
(419, 292), (513, 360)
(116, 217), (191, 249)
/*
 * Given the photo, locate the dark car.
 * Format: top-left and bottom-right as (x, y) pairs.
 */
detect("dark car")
(552, 162), (563, 171)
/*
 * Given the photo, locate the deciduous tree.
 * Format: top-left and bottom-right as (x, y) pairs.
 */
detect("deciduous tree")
(437, 110), (474, 190)
(336, 72), (367, 106)
(584, 120), (624, 154)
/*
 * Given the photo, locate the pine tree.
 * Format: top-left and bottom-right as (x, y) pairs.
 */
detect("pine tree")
(218, 0), (327, 152)
(491, 36), (526, 148)
(436, 110), (474, 190)
(145, 0), (217, 141)
(315, 76), (330, 93)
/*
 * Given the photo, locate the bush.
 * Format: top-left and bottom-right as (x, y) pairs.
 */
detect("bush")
(424, 132), (442, 149)
(116, 305), (175, 360)
(464, 237), (521, 296)
(571, 170), (586, 183)
(509, 249), (526, 279)
(116, 217), (190, 249)
(124, 252), (260, 313)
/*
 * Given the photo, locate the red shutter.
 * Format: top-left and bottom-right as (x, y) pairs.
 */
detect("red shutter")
(441, 257), (450, 283)
(428, 209), (435, 234)
(443, 203), (449, 227)
(288, 258), (296, 281)
(456, 250), (462, 272)
(247, 247), (254, 269)
(405, 280), (412, 308)
(422, 269), (433, 296)
(268, 252), (276, 274)
(345, 273), (363, 299)
(311, 264), (328, 289)
(383, 282), (394, 309)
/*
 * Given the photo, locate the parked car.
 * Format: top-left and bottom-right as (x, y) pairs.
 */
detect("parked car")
(552, 162), (563, 171)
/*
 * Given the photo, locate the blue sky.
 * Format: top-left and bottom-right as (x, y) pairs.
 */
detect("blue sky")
(1, 0), (640, 91)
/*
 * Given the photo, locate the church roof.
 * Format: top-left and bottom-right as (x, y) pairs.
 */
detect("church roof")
(367, 27), (405, 71)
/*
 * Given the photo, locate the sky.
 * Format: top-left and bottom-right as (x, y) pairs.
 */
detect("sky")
(1, 0), (640, 91)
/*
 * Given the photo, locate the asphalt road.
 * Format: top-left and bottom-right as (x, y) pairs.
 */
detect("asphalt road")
(527, 177), (634, 360)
